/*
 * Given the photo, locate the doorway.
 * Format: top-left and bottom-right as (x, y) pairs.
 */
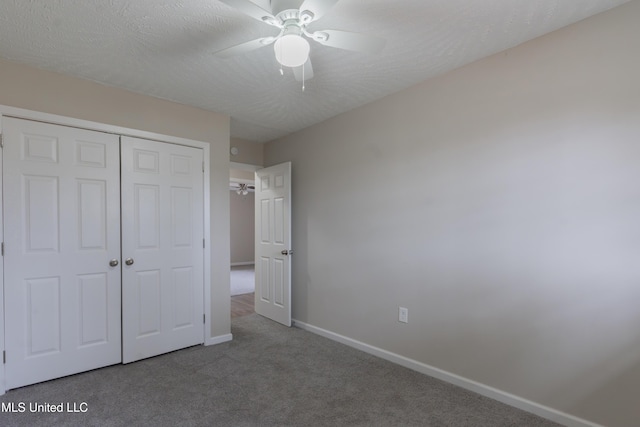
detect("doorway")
(229, 161), (292, 326)
(230, 164), (259, 317)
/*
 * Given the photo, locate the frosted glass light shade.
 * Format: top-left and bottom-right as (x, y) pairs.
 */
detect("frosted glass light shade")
(274, 34), (310, 68)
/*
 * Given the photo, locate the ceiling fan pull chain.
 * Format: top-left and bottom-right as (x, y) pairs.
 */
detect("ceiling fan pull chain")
(279, 40), (284, 75)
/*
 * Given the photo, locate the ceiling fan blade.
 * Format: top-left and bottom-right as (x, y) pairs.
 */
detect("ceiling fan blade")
(214, 37), (276, 58)
(313, 29), (386, 54)
(293, 58), (314, 82)
(218, 0), (276, 24)
(299, 0), (340, 21)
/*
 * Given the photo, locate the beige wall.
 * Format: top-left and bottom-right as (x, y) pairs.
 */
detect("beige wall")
(230, 190), (255, 264)
(231, 137), (264, 166)
(0, 58), (232, 339)
(264, 2), (640, 426)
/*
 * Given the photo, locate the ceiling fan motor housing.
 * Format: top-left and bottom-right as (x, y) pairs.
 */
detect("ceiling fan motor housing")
(278, 9), (302, 26)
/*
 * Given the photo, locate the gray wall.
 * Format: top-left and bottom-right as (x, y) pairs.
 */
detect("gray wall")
(0, 57), (232, 339)
(230, 190), (255, 264)
(264, 2), (640, 426)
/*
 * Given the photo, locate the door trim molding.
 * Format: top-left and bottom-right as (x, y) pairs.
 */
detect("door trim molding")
(0, 105), (213, 394)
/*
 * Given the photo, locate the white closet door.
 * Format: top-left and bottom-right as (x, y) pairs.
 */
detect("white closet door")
(121, 136), (204, 363)
(3, 117), (121, 389)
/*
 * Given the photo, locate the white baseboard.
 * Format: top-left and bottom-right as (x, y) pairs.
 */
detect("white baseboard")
(205, 333), (233, 346)
(231, 262), (254, 267)
(292, 319), (603, 427)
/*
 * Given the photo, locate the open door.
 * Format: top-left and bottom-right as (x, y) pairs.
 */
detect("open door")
(254, 162), (291, 326)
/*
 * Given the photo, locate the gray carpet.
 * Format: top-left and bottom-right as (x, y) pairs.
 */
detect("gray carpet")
(0, 314), (561, 426)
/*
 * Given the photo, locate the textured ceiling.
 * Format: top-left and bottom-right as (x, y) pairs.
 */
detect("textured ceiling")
(0, 0), (630, 143)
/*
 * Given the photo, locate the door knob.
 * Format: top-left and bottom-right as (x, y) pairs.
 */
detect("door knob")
(125, 258), (134, 266)
(280, 250), (293, 255)
(109, 259), (119, 267)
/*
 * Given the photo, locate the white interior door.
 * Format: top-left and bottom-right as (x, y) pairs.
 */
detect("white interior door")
(254, 162), (292, 326)
(121, 136), (204, 363)
(3, 117), (121, 389)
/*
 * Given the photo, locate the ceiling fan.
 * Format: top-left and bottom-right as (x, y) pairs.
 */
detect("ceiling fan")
(230, 182), (255, 195)
(216, 0), (386, 82)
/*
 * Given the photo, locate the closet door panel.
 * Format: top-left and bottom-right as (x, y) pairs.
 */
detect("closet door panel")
(121, 136), (204, 363)
(3, 117), (121, 390)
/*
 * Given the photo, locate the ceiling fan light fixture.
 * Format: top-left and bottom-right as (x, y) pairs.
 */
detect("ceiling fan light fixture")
(274, 34), (310, 68)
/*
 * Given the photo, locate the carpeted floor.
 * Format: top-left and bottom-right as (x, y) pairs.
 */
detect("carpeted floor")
(231, 264), (255, 296)
(0, 314), (561, 426)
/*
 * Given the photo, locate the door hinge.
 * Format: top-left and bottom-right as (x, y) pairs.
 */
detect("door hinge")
(1, 242), (4, 257)
(0, 133), (3, 149)
(202, 161), (204, 173)
(203, 314), (205, 324)
(3, 351), (5, 364)
(203, 239), (205, 249)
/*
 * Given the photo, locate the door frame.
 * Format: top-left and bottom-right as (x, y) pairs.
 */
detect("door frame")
(0, 105), (212, 395)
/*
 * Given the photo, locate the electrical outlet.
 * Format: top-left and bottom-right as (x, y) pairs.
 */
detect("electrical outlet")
(399, 307), (408, 323)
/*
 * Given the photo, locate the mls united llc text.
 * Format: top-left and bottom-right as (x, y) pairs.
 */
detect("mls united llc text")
(1, 402), (88, 413)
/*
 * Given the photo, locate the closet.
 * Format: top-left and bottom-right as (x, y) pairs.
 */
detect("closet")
(2, 116), (206, 389)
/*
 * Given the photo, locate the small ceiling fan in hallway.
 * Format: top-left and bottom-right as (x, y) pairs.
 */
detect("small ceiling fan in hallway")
(216, 0), (386, 82)
(230, 182), (255, 195)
